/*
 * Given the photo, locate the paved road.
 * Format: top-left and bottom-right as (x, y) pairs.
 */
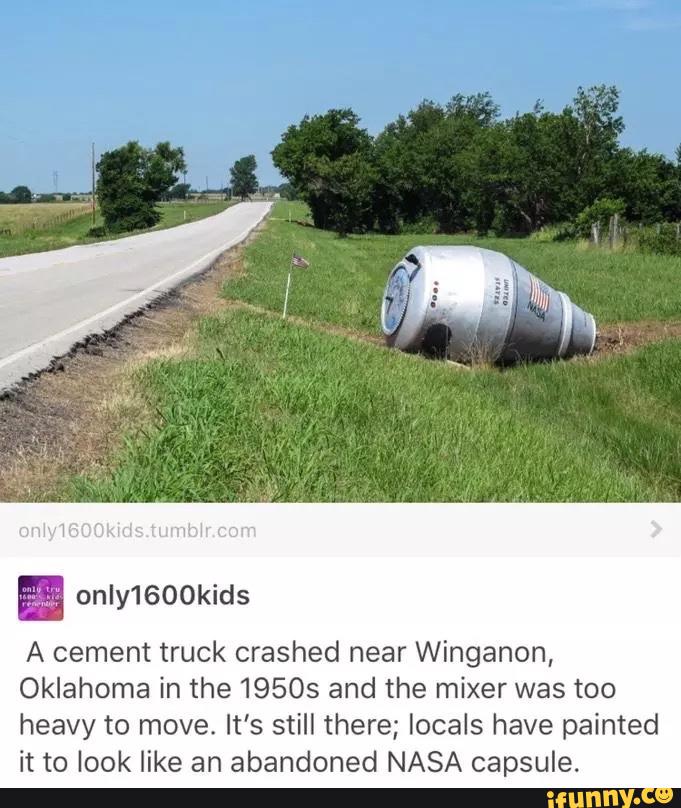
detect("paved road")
(0, 201), (271, 392)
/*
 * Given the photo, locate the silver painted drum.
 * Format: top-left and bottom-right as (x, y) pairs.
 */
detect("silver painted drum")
(381, 246), (597, 363)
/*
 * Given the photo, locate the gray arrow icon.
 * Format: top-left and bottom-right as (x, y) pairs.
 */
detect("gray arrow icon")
(651, 521), (663, 539)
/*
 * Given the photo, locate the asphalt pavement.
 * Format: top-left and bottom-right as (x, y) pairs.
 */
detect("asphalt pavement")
(0, 201), (271, 391)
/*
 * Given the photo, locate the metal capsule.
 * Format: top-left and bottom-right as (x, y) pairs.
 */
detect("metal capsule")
(381, 246), (597, 363)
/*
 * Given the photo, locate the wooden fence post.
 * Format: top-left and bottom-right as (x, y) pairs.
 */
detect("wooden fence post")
(591, 222), (600, 246)
(609, 214), (621, 249)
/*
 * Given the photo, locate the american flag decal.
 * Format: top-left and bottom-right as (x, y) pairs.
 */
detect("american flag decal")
(529, 275), (550, 314)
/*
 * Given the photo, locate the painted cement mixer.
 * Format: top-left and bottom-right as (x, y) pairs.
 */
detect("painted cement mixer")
(381, 246), (597, 363)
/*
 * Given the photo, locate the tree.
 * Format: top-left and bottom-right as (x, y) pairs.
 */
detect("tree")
(567, 85), (624, 206)
(609, 149), (680, 223)
(10, 185), (32, 203)
(168, 182), (191, 200)
(230, 155), (258, 200)
(97, 141), (186, 233)
(572, 85), (624, 152)
(318, 152), (376, 236)
(445, 92), (500, 126)
(276, 183), (296, 200)
(373, 96), (499, 233)
(477, 108), (580, 234)
(373, 102), (446, 230)
(271, 85), (677, 237)
(272, 109), (373, 230)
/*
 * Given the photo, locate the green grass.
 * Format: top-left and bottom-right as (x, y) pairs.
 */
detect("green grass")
(69, 202), (681, 503)
(71, 309), (681, 502)
(0, 201), (233, 259)
(154, 202), (234, 229)
(231, 202), (681, 328)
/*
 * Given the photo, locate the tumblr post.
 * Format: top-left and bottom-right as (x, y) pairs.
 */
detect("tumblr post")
(1, 506), (678, 789)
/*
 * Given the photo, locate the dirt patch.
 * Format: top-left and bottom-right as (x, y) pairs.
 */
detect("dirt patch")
(0, 236), (257, 502)
(596, 321), (681, 357)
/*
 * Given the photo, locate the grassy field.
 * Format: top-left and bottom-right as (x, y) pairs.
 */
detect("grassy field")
(70, 201), (681, 502)
(0, 201), (233, 259)
(0, 201), (90, 231)
(234, 204), (681, 329)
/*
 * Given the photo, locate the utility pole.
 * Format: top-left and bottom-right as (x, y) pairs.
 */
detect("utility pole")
(91, 142), (96, 226)
(205, 175), (209, 193)
(53, 170), (59, 194)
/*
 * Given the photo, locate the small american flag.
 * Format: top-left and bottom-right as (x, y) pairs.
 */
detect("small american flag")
(292, 254), (310, 269)
(529, 275), (550, 313)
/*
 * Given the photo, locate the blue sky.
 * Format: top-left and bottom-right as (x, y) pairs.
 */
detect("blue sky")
(1, 0), (679, 192)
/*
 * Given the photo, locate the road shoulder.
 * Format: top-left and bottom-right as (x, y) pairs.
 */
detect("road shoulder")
(0, 233), (260, 502)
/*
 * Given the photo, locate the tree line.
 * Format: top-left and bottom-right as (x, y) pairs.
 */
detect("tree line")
(0, 185), (33, 204)
(0, 143), (261, 233)
(272, 85), (681, 237)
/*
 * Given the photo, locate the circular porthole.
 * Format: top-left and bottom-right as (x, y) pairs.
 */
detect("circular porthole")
(381, 265), (411, 336)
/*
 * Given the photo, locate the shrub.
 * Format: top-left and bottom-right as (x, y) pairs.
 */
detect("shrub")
(399, 216), (439, 235)
(529, 222), (577, 242)
(575, 198), (626, 238)
(637, 224), (681, 256)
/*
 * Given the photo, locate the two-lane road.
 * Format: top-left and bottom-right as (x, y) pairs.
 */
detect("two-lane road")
(0, 201), (271, 391)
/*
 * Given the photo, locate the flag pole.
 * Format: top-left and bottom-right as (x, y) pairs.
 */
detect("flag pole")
(283, 254), (293, 319)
